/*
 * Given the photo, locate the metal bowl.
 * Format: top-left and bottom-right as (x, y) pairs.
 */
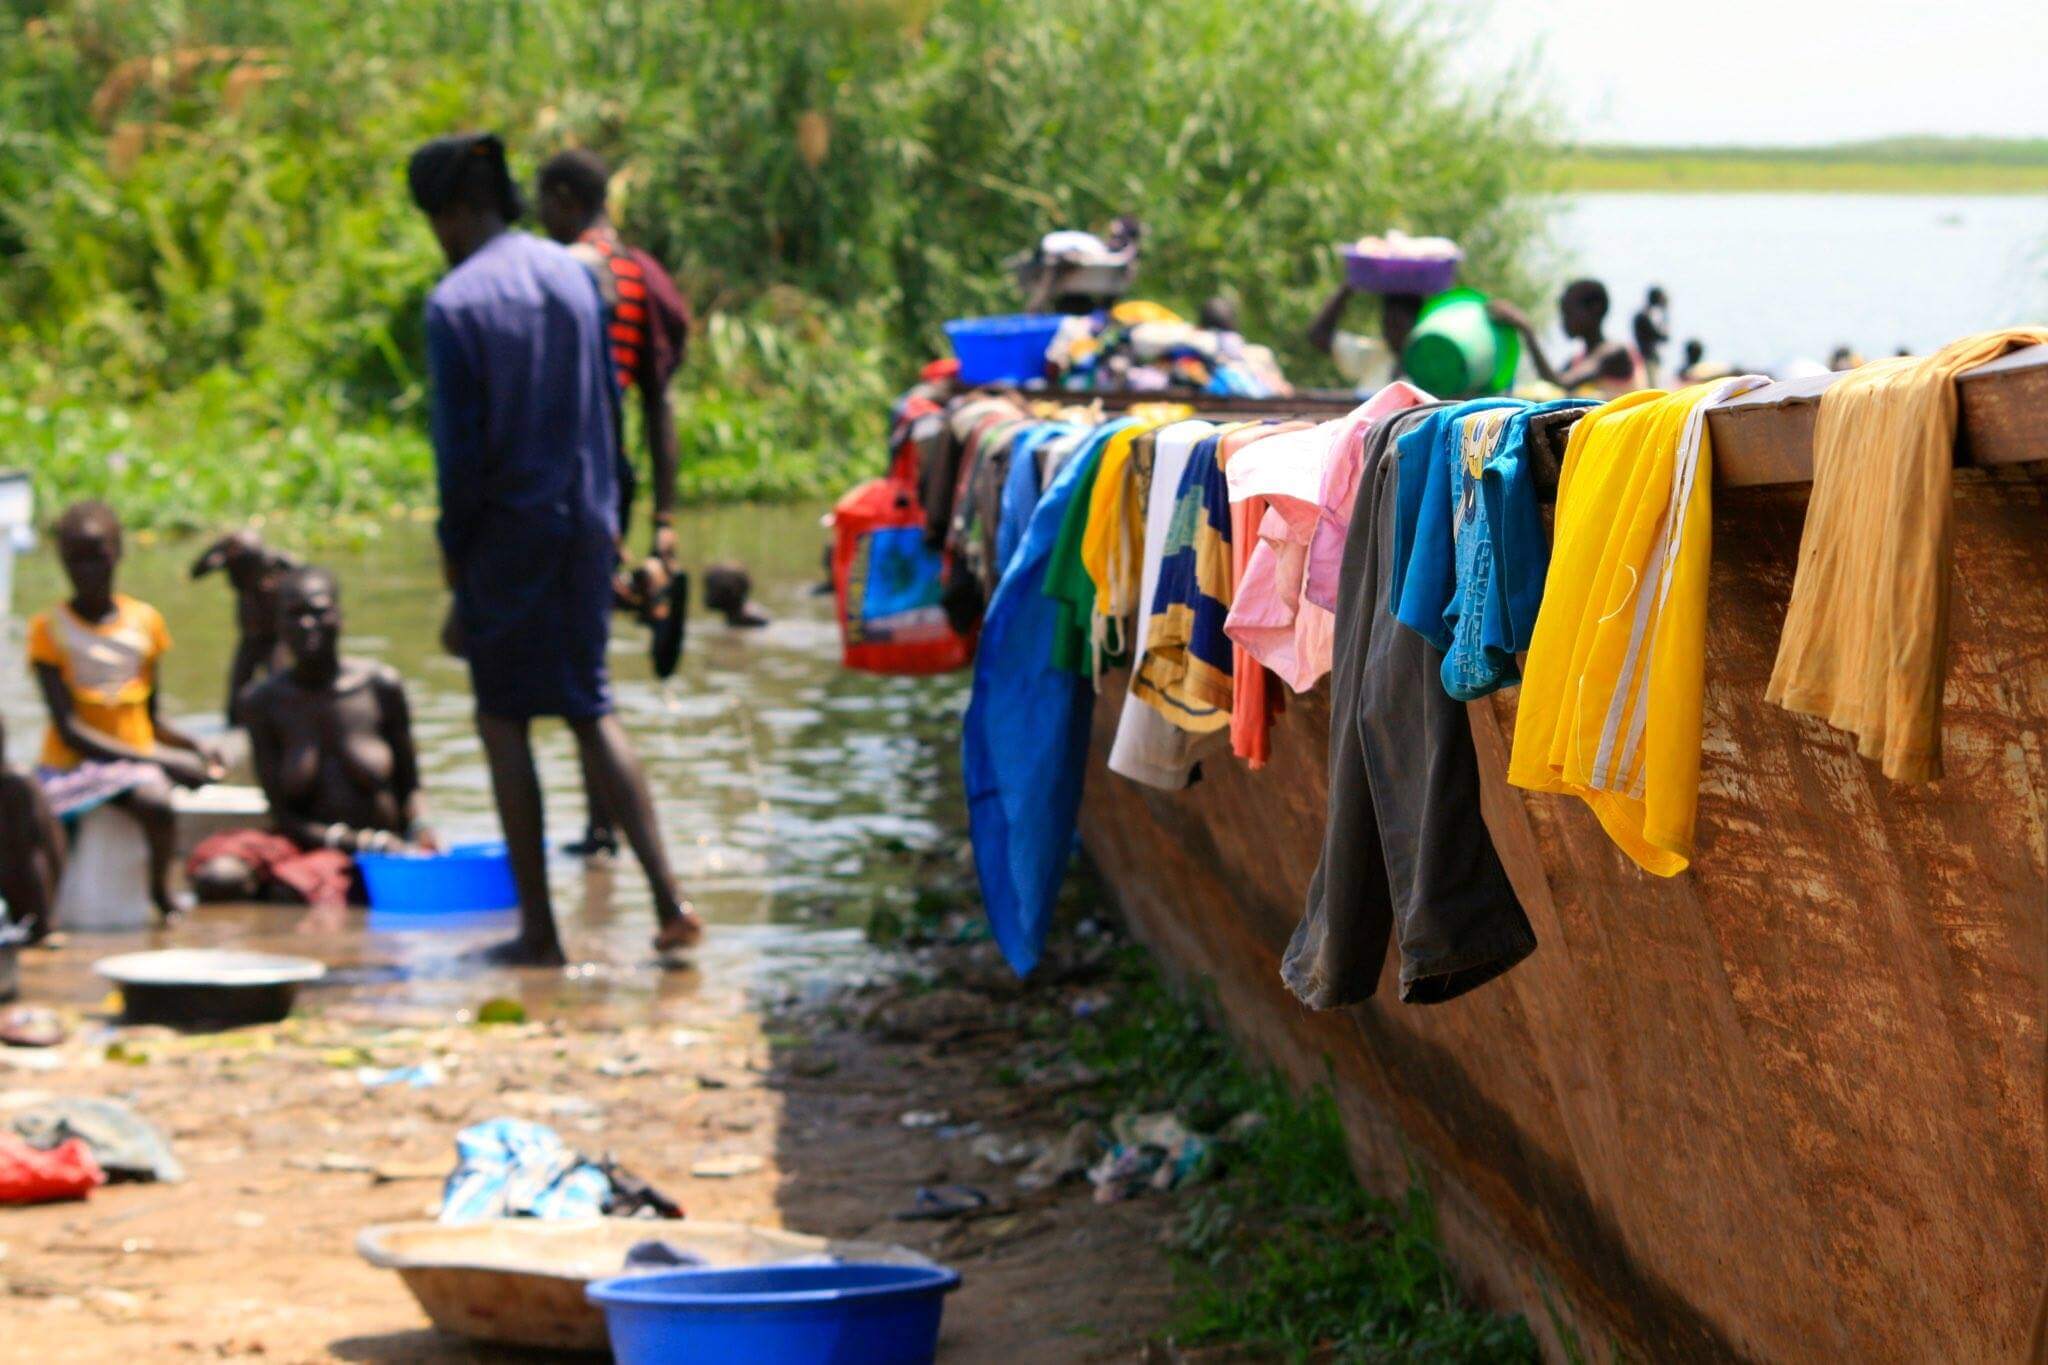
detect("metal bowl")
(94, 949), (326, 1029)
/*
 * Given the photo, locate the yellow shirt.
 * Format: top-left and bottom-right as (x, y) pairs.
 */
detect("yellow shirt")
(1507, 378), (1764, 876)
(25, 595), (170, 770)
(1080, 423), (1147, 623)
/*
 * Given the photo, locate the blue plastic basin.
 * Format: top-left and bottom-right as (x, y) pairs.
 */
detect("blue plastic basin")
(588, 1262), (962, 1365)
(357, 842), (517, 923)
(943, 314), (1063, 386)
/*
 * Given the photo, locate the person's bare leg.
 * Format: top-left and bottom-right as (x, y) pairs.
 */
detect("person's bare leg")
(474, 713), (566, 966)
(0, 791), (57, 941)
(114, 777), (181, 923)
(568, 714), (702, 951)
(568, 744), (618, 858)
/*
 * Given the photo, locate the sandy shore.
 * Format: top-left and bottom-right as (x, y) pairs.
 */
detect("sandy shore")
(0, 912), (1177, 1363)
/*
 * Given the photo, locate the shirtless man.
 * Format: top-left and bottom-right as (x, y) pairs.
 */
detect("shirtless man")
(195, 567), (427, 931)
(1488, 279), (1645, 399)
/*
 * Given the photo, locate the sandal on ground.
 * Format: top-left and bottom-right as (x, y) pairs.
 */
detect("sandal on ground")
(893, 1184), (993, 1222)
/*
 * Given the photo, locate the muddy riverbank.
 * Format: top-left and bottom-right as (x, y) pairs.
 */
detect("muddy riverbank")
(1, 907), (1180, 1362)
(0, 510), (1183, 1360)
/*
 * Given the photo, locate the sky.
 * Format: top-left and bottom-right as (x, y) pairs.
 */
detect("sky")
(1456, 0), (2048, 147)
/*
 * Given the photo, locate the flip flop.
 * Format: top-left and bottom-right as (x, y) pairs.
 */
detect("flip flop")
(893, 1184), (993, 1222)
(650, 569), (689, 680)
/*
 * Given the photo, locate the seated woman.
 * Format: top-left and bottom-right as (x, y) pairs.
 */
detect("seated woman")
(29, 501), (222, 923)
(187, 567), (430, 932)
(0, 714), (66, 943)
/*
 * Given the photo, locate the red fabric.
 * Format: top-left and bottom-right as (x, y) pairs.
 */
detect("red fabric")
(579, 229), (691, 393)
(187, 828), (356, 908)
(830, 475), (975, 676)
(0, 1133), (104, 1205)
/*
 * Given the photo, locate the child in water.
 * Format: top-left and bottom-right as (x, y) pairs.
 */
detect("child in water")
(27, 501), (222, 922)
(703, 562), (770, 628)
(0, 714), (66, 941)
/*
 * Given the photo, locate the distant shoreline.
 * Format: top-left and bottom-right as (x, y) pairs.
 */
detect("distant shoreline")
(1558, 138), (2048, 194)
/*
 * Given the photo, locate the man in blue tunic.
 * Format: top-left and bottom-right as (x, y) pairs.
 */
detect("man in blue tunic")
(409, 133), (703, 964)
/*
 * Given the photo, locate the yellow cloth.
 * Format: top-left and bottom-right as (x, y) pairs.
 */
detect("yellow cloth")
(25, 595), (171, 770)
(1109, 300), (1182, 327)
(1766, 327), (2048, 782)
(1081, 423), (1147, 624)
(1508, 378), (1764, 876)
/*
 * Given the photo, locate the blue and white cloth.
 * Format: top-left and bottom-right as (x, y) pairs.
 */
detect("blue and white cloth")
(439, 1118), (612, 1224)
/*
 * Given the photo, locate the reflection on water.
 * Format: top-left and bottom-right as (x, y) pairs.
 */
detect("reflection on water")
(2, 503), (967, 1008)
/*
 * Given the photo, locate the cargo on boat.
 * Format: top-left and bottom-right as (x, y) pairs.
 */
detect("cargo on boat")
(1079, 345), (2048, 1362)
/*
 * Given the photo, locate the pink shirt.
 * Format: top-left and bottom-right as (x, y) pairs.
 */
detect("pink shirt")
(1222, 420), (1343, 692)
(1302, 381), (1430, 612)
(1222, 422), (1313, 767)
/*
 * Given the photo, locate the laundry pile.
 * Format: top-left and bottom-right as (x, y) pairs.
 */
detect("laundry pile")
(840, 325), (2045, 1003)
(1043, 301), (1292, 399)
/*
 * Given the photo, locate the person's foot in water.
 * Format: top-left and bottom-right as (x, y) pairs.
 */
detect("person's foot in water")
(652, 897), (705, 955)
(469, 934), (569, 968)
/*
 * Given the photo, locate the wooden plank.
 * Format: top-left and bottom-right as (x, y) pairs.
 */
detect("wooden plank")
(1030, 387), (1361, 419)
(1706, 342), (2048, 486)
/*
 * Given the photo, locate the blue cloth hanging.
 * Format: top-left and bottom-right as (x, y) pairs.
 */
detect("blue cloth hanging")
(964, 421), (1129, 975)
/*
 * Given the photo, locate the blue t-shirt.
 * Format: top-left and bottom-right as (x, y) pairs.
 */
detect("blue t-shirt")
(1389, 397), (1592, 700)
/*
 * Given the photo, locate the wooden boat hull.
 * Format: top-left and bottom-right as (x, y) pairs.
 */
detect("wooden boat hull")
(1080, 466), (2047, 1362)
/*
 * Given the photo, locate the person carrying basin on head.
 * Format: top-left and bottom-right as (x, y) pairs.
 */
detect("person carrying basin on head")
(27, 500), (225, 924)
(409, 131), (703, 966)
(536, 147), (696, 860)
(1308, 284), (1427, 394)
(1487, 278), (1645, 399)
(1309, 229), (1465, 393)
(186, 566), (432, 934)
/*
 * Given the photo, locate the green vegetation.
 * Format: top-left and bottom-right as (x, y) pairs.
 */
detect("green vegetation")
(1560, 137), (2048, 194)
(1071, 947), (1539, 1361)
(2, 0), (1547, 535)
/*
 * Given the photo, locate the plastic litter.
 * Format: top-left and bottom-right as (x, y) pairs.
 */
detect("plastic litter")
(0, 1132), (104, 1205)
(359, 1063), (445, 1090)
(9, 1096), (184, 1183)
(1087, 1111), (1213, 1203)
(1015, 1120), (1102, 1193)
(968, 1133), (1041, 1167)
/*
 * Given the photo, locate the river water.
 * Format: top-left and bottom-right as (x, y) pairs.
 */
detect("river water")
(1554, 192), (2048, 372)
(1, 505), (969, 1010)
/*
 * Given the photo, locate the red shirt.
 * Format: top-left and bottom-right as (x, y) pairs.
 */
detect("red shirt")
(578, 227), (653, 392)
